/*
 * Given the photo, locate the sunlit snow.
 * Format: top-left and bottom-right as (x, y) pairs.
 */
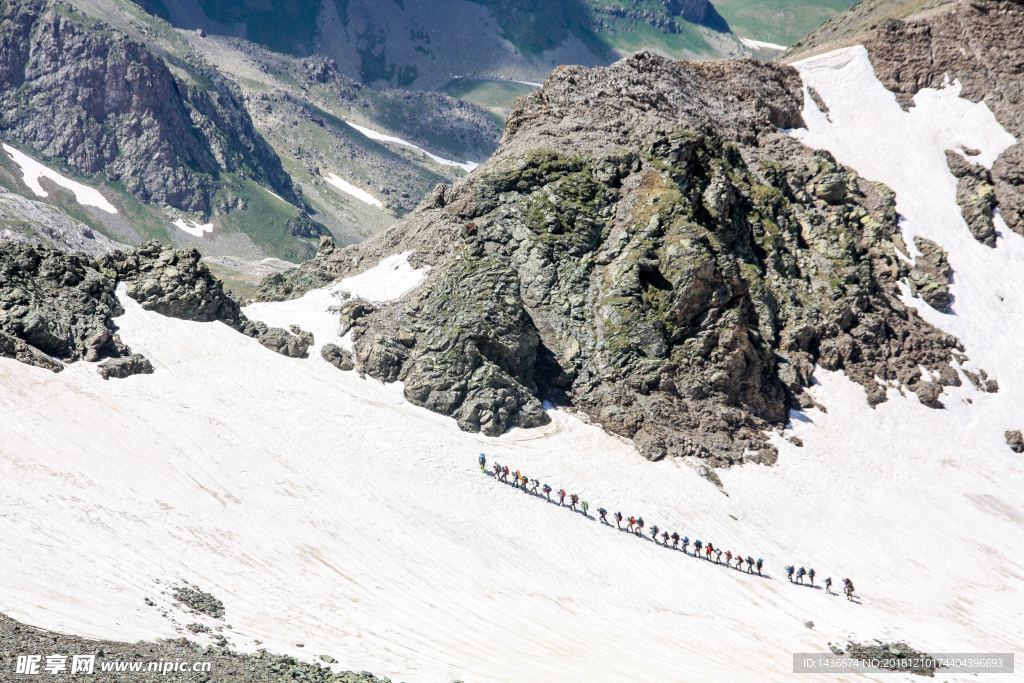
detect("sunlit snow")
(323, 173), (384, 209)
(2, 143), (118, 214)
(1, 46), (1023, 683)
(344, 120), (478, 172)
(172, 218), (214, 237)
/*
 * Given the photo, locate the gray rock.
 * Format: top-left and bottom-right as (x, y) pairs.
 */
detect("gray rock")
(171, 584), (225, 619)
(97, 353), (154, 380)
(908, 237), (952, 310)
(1006, 430), (1023, 454)
(321, 343), (354, 371)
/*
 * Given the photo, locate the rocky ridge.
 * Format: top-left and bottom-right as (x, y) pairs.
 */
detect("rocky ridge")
(264, 52), (964, 466)
(0, 239), (310, 378)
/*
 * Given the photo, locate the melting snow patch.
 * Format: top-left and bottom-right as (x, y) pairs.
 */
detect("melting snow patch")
(739, 37), (787, 51)
(243, 251), (429, 355)
(2, 143), (118, 214)
(323, 173), (384, 209)
(344, 120), (478, 172)
(172, 218), (213, 237)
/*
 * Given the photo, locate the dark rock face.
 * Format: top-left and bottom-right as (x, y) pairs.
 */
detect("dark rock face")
(321, 343), (354, 371)
(0, 239), (310, 372)
(0, 0), (297, 214)
(946, 151), (998, 246)
(1006, 430), (1024, 454)
(97, 353), (154, 380)
(302, 53), (962, 465)
(908, 237), (951, 311)
(0, 241), (127, 371)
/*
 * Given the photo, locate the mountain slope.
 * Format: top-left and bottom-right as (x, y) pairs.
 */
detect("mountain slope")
(262, 52), (964, 466)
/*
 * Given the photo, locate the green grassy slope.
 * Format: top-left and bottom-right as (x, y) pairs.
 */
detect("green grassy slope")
(713, 0), (856, 45)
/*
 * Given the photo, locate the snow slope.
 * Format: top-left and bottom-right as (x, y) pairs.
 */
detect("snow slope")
(324, 173), (385, 209)
(1, 47), (1024, 682)
(2, 143), (118, 214)
(739, 37), (787, 51)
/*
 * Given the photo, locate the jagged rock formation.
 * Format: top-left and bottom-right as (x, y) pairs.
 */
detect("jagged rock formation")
(0, 0), (298, 215)
(946, 150), (998, 246)
(908, 237), (951, 310)
(0, 240), (316, 374)
(789, 0), (1024, 239)
(1006, 430), (1024, 453)
(321, 343), (354, 371)
(0, 241), (129, 372)
(269, 53), (963, 465)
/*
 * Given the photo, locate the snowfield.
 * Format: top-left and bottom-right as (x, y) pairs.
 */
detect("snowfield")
(2, 143), (118, 214)
(739, 37), (787, 51)
(1, 46), (1024, 682)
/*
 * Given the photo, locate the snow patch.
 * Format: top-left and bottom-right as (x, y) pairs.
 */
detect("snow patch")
(323, 173), (384, 209)
(739, 37), (787, 51)
(172, 218), (213, 237)
(344, 120), (478, 172)
(243, 251), (429, 355)
(2, 143), (118, 214)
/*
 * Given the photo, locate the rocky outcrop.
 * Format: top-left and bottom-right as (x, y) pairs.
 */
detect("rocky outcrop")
(1006, 430), (1023, 454)
(97, 353), (154, 379)
(791, 0), (1024, 238)
(0, 239), (313, 373)
(908, 237), (951, 310)
(290, 53), (963, 465)
(321, 343), (354, 371)
(946, 151), (998, 246)
(0, 241), (128, 371)
(0, 0), (298, 215)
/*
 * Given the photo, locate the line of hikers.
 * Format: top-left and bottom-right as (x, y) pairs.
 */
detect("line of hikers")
(480, 453), (857, 601)
(785, 566), (856, 600)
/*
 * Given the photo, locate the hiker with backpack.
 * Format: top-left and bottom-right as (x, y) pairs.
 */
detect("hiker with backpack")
(681, 536), (689, 554)
(705, 542), (714, 561)
(786, 565), (795, 582)
(824, 577), (833, 594)
(530, 479), (540, 494)
(808, 568), (816, 586)
(542, 483), (552, 501)
(650, 524), (659, 542)
(796, 567), (806, 584)
(843, 578), (855, 601)
(670, 532), (680, 549)
(746, 556), (755, 574)
(614, 511), (623, 529)
(581, 500), (589, 517)
(558, 489), (567, 506)
(755, 558), (763, 576)
(478, 453), (486, 472)
(636, 517), (645, 536)
(693, 539), (702, 557)
(598, 508), (609, 524)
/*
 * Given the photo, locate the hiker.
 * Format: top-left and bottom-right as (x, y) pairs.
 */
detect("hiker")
(808, 568), (816, 586)
(843, 578), (855, 601)
(542, 483), (552, 501)
(693, 539), (702, 556)
(569, 493), (578, 511)
(558, 489), (567, 506)
(514, 470), (522, 488)
(661, 530), (669, 545)
(670, 532), (680, 549)
(726, 550), (733, 566)
(796, 567), (806, 584)
(530, 479), (540, 494)
(715, 548), (723, 564)
(746, 556), (755, 574)
(681, 536), (689, 553)
(627, 516), (636, 533)
(734, 554), (744, 570)
(636, 517), (645, 536)
(824, 577), (833, 594)
(478, 453), (486, 472)
(492, 462), (501, 478)
(705, 542), (714, 561)
(502, 465), (510, 482)
(786, 565), (795, 582)
(756, 558), (763, 576)
(614, 511), (623, 529)
(650, 525), (659, 542)
(598, 507), (609, 524)
(581, 500), (590, 516)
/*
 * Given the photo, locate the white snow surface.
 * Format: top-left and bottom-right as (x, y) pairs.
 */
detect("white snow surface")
(344, 120), (478, 172)
(172, 218), (214, 237)
(2, 47), (1024, 682)
(739, 37), (787, 51)
(323, 173), (385, 209)
(2, 143), (118, 214)
(242, 251), (429, 355)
